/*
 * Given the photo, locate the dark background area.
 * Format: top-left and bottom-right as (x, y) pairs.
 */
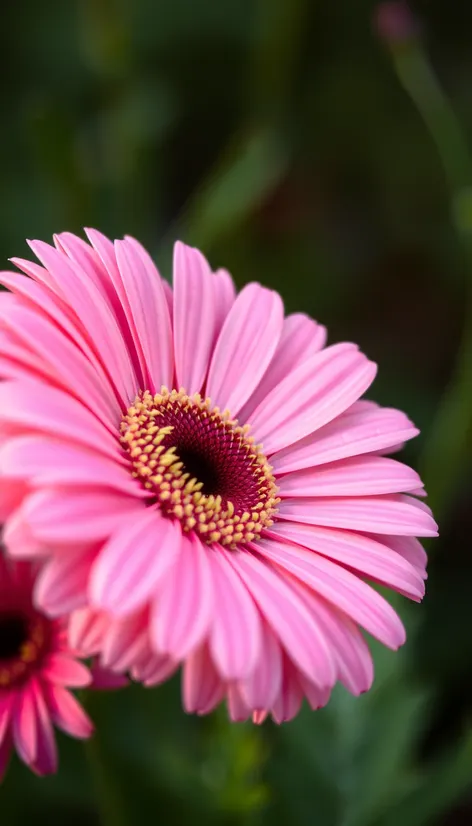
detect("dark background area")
(1, 1), (472, 824)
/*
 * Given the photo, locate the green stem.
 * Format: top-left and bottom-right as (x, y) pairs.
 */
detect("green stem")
(390, 40), (472, 522)
(84, 727), (128, 826)
(392, 46), (471, 190)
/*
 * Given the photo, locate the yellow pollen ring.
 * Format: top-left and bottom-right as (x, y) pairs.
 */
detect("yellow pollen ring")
(121, 388), (280, 548)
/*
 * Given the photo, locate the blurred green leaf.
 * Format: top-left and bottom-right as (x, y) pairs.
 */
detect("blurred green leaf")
(379, 724), (472, 826)
(175, 127), (288, 251)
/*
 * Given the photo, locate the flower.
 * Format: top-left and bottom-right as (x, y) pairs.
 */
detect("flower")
(0, 231), (437, 722)
(373, 2), (420, 46)
(0, 554), (93, 778)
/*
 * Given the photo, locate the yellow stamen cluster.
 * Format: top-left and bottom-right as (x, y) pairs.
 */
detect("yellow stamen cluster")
(0, 617), (46, 687)
(121, 388), (280, 547)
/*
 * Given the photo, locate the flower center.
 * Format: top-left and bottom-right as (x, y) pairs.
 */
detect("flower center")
(0, 613), (28, 660)
(0, 609), (49, 687)
(121, 388), (280, 547)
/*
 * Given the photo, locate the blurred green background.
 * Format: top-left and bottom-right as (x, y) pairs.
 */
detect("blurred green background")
(1, 0), (472, 824)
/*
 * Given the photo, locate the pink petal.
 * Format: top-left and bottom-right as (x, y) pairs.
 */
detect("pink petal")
(278, 494), (438, 536)
(124, 235), (172, 301)
(248, 344), (377, 455)
(90, 510), (181, 616)
(23, 488), (143, 545)
(89, 663), (129, 690)
(208, 550), (262, 680)
(227, 685), (252, 722)
(238, 313), (327, 422)
(225, 549), (335, 687)
(271, 661), (304, 723)
(365, 533), (427, 573)
(132, 653), (177, 686)
(0, 381), (123, 464)
(11, 253), (57, 288)
(0, 692), (13, 743)
(0, 731), (12, 781)
(0, 478), (28, 524)
(271, 402), (419, 474)
(68, 608), (110, 656)
(101, 612), (149, 672)
(0, 436), (142, 497)
(84, 229), (144, 367)
(33, 547), (93, 615)
(0, 270), (127, 411)
(5, 258), (55, 291)
(398, 494), (433, 515)
(196, 685), (227, 716)
(114, 239), (173, 391)
(173, 242), (216, 394)
(287, 578), (373, 695)
(182, 642), (226, 714)
(269, 522), (424, 600)
(29, 682), (57, 776)
(8, 560), (35, 592)
(0, 301), (62, 374)
(0, 299), (120, 426)
(41, 654), (91, 688)
(0, 327), (58, 388)
(27, 240), (137, 404)
(12, 684), (38, 765)
(0, 694), (13, 779)
(297, 674), (331, 711)
(213, 268), (236, 339)
(53, 232), (112, 301)
(277, 456), (422, 498)
(256, 537), (406, 649)
(238, 621), (282, 709)
(151, 534), (214, 660)
(162, 278), (173, 316)
(206, 283), (284, 415)
(409, 486), (426, 497)
(0, 552), (10, 584)
(42, 684), (93, 739)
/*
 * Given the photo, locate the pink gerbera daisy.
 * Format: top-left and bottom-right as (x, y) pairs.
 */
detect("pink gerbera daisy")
(0, 554), (92, 778)
(0, 231), (437, 722)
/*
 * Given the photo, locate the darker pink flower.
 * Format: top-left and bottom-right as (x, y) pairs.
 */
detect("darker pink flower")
(374, 2), (420, 45)
(0, 555), (92, 779)
(0, 232), (437, 722)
